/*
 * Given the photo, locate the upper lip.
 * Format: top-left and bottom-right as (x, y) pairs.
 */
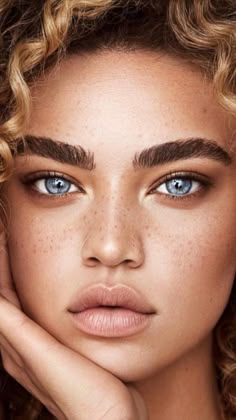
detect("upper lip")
(68, 284), (156, 314)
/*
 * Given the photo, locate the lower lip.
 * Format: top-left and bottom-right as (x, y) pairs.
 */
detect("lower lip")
(70, 307), (153, 337)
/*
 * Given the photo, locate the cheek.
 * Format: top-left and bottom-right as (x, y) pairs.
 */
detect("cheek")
(145, 207), (236, 344)
(7, 214), (80, 317)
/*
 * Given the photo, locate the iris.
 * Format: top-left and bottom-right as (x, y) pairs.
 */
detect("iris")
(45, 178), (71, 195)
(165, 178), (192, 196)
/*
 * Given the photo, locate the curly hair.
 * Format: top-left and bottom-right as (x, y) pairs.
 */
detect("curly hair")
(0, 1), (235, 419)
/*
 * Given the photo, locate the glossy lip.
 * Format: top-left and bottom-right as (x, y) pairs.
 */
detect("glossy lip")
(68, 284), (156, 337)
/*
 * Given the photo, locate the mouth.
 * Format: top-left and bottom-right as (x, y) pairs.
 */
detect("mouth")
(68, 284), (156, 338)
(70, 306), (155, 337)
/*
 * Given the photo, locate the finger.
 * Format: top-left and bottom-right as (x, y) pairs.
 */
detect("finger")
(1, 346), (63, 419)
(0, 337), (54, 401)
(0, 334), (24, 369)
(127, 385), (149, 420)
(0, 295), (127, 418)
(0, 241), (21, 308)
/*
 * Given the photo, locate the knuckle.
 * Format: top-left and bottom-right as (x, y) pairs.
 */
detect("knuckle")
(12, 311), (28, 328)
(1, 300), (27, 329)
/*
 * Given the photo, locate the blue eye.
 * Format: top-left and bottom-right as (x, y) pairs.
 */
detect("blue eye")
(156, 176), (202, 198)
(34, 177), (78, 195)
(165, 178), (192, 195)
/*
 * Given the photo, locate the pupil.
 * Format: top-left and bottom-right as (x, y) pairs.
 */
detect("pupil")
(175, 181), (182, 189)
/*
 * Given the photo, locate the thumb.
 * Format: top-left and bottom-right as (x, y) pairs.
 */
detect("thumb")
(127, 385), (149, 420)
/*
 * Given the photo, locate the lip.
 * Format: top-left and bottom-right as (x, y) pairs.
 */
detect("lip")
(68, 284), (156, 337)
(68, 284), (155, 314)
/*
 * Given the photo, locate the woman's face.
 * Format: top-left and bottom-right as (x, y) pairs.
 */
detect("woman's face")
(4, 51), (236, 382)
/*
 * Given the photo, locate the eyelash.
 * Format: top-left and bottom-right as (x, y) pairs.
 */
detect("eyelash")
(149, 171), (211, 201)
(22, 170), (211, 201)
(22, 171), (84, 199)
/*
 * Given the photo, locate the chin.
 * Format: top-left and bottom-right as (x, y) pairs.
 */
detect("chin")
(73, 339), (157, 383)
(93, 357), (152, 383)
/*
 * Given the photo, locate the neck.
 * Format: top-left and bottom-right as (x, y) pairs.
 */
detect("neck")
(134, 334), (224, 420)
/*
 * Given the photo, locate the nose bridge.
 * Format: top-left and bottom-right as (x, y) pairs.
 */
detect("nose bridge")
(94, 175), (136, 233)
(100, 184), (131, 225)
(81, 184), (144, 268)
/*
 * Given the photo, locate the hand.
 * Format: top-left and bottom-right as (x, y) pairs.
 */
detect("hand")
(0, 237), (148, 420)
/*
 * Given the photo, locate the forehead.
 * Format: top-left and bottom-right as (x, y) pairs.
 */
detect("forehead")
(27, 50), (235, 156)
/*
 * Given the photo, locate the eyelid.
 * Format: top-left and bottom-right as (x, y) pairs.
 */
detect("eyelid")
(21, 171), (85, 194)
(23, 171), (81, 184)
(150, 171), (210, 188)
(148, 171), (212, 200)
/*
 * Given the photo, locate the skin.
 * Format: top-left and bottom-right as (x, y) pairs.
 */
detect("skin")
(1, 50), (236, 419)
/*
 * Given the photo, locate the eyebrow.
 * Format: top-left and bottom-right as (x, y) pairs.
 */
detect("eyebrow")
(16, 134), (232, 170)
(133, 138), (232, 168)
(17, 135), (96, 170)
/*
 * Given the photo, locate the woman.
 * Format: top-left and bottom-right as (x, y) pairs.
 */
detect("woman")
(0, 1), (235, 419)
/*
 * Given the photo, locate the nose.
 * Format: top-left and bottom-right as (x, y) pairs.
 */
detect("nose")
(81, 205), (145, 269)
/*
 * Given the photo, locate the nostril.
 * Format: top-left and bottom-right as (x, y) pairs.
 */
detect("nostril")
(85, 257), (100, 266)
(89, 257), (99, 262)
